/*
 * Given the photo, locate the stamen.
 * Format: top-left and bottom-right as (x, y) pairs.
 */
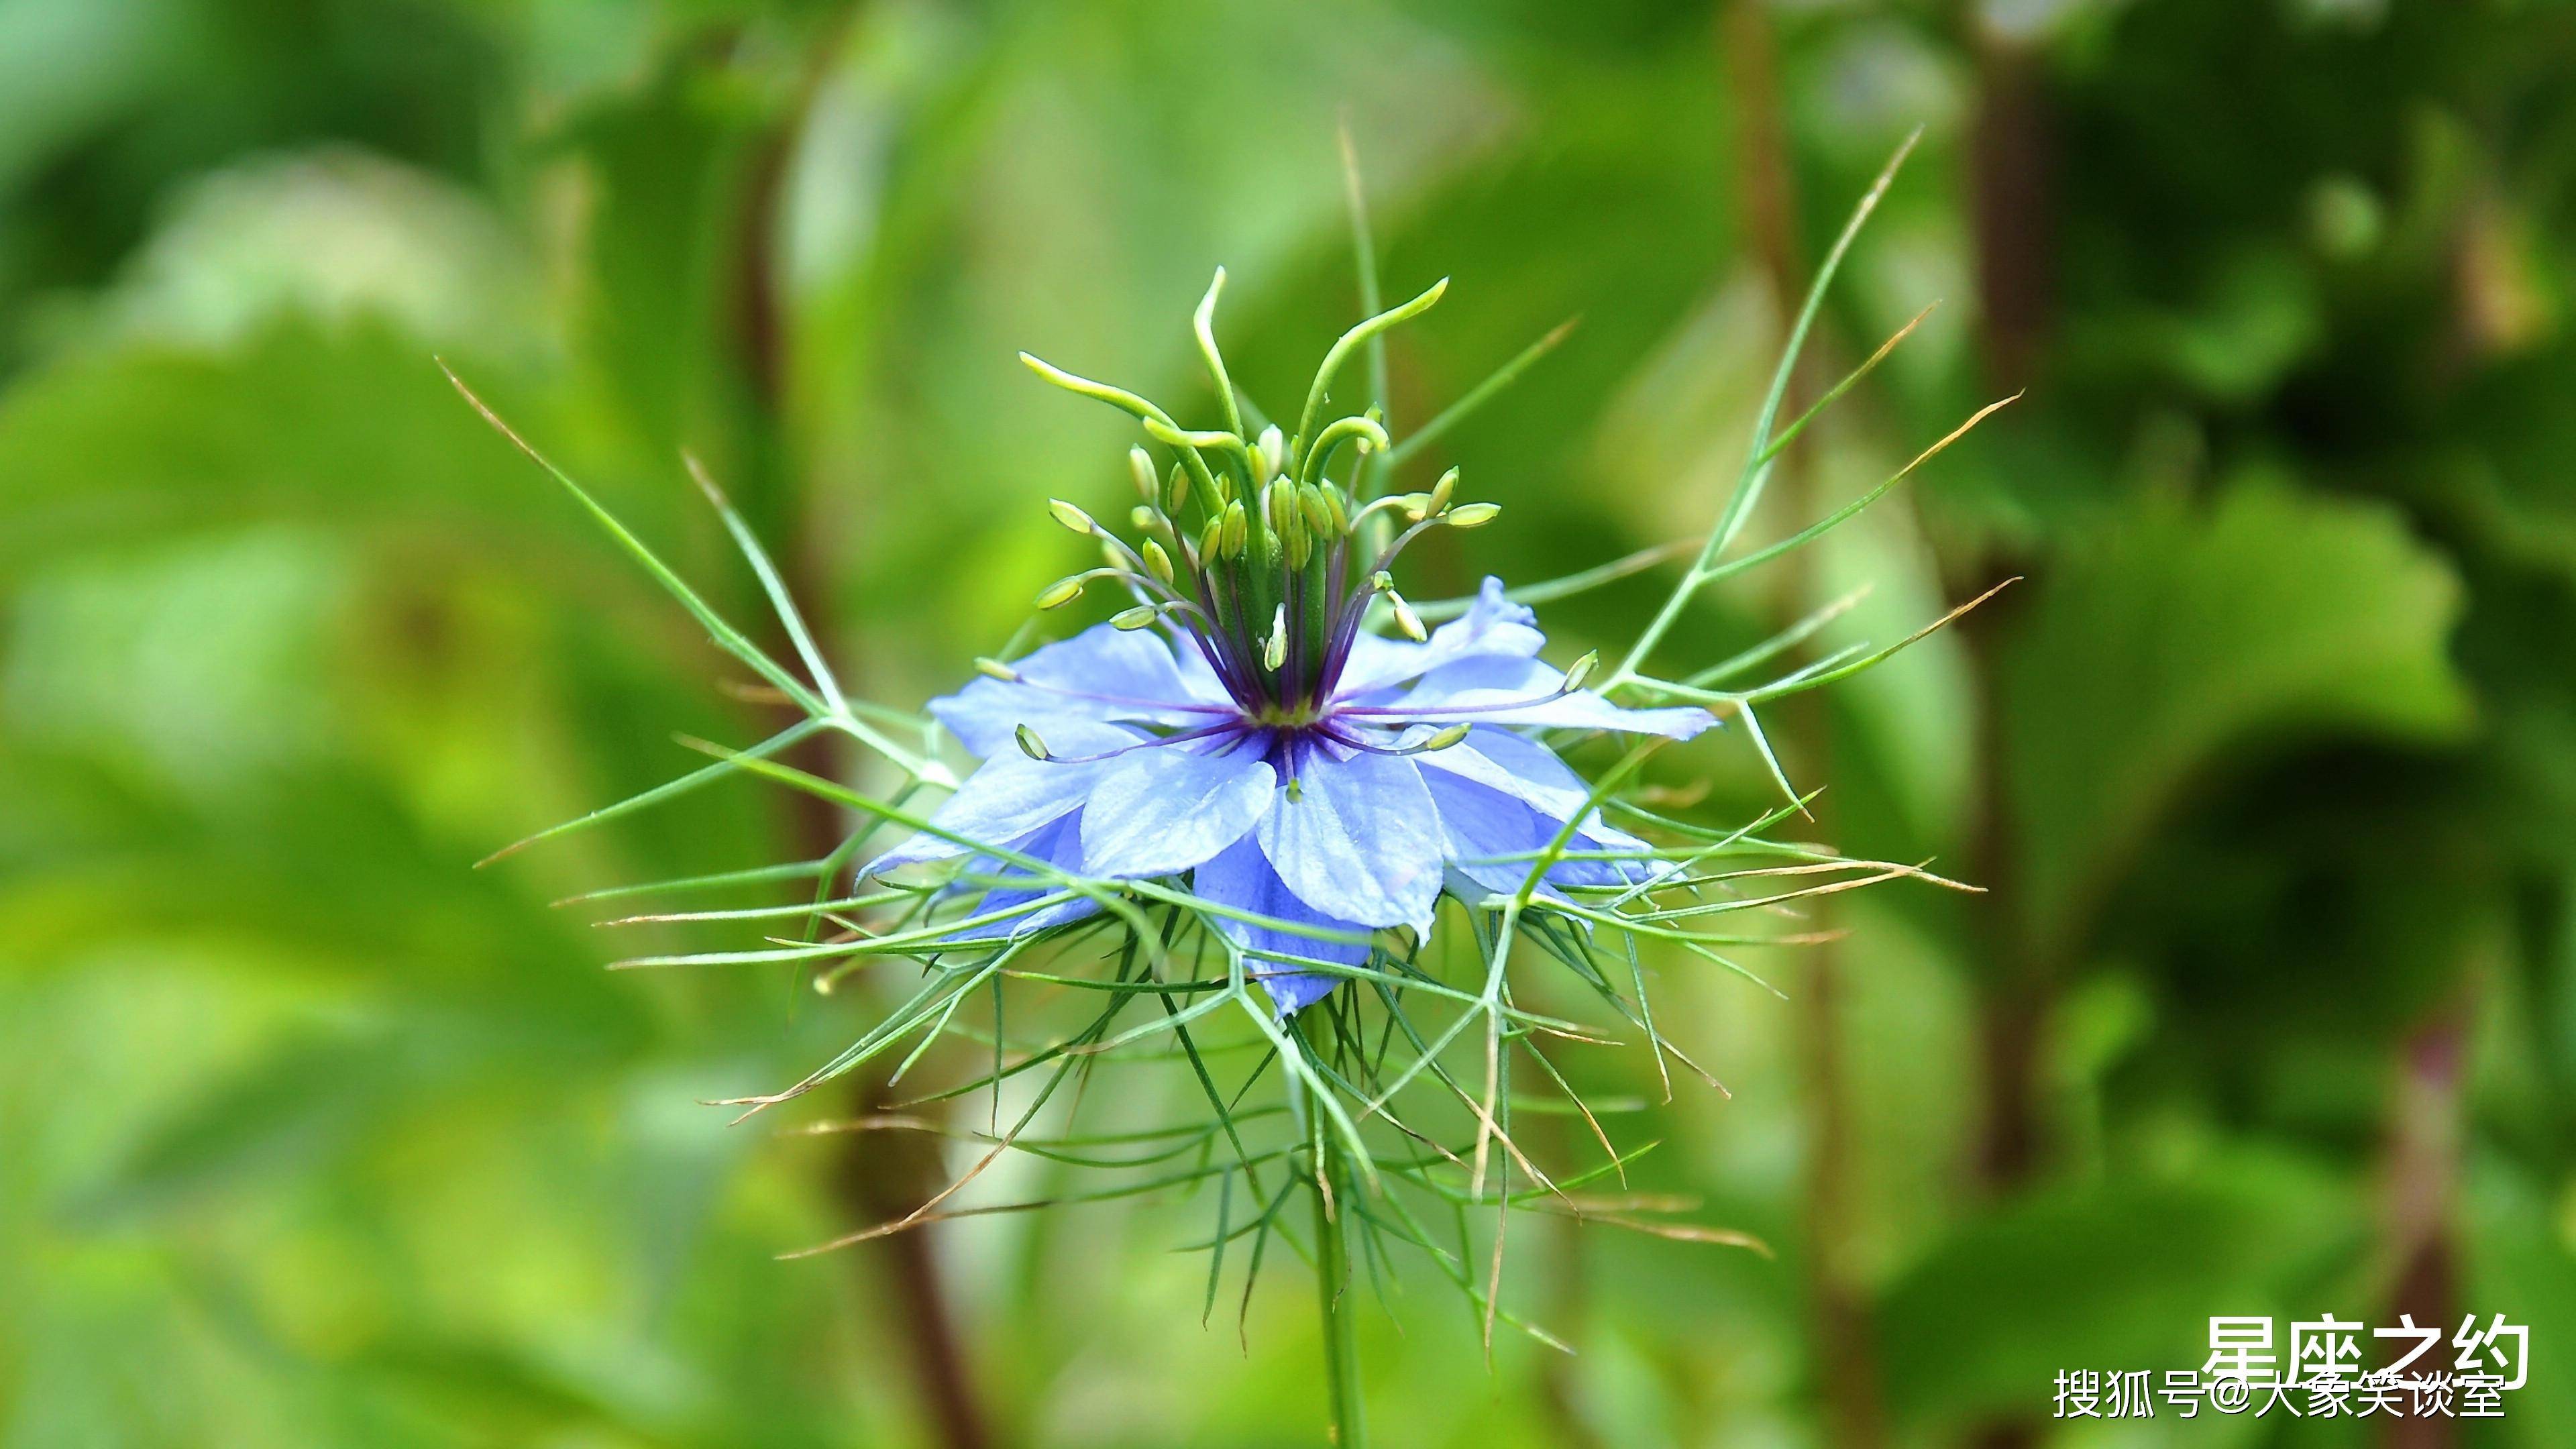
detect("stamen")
(1318, 720), (1470, 757)
(1033, 719), (1248, 765)
(1333, 672), (1587, 720)
(994, 674), (1236, 716)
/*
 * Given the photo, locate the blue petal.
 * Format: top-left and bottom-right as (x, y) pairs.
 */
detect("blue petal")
(1193, 835), (1367, 1015)
(1421, 767), (1631, 897)
(1079, 738), (1275, 878)
(1332, 576), (1545, 696)
(1254, 743), (1444, 934)
(945, 814), (1099, 939)
(1415, 726), (1656, 857)
(932, 625), (1230, 757)
(1393, 656), (1714, 739)
(859, 719), (1138, 877)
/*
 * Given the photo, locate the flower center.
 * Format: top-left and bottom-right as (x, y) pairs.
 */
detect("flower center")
(1244, 698), (1329, 732)
(1017, 274), (1506, 733)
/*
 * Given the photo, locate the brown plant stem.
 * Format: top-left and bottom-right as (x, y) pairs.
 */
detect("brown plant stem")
(2380, 1014), (2465, 1449)
(721, 11), (994, 1448)
(1719, 7), (1889, 1447)
(1960, 13), (2053, 1449)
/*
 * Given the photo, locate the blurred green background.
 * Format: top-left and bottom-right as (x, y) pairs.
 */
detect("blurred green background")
(5, 0), (2575, 1446)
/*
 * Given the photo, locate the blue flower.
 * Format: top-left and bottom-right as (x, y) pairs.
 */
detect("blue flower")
(867, 578), (1712, 1013)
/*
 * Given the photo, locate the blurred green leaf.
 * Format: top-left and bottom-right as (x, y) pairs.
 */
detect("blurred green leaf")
(1877, 1148), (2362, 1430)
(2004, 480), (2471, 963)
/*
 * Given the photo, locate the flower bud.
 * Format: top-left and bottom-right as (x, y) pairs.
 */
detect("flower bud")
(1112, 604), (1159, 631)
(1034, 575), (1085, 609)
(1128, 447), (1157, 502)
(1446, 501), (1501, 529)
(1015, 724), (1051, 761)
(1142, 539), (1175, 584)
(974, 657), (1020, 682)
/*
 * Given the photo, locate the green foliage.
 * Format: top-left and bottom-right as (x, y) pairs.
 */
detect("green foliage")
(4, 0), (2574, 1446)
(2004, 480), (2471, 965)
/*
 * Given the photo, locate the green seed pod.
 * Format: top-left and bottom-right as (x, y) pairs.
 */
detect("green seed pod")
(1446, 501), (1501, 529)
(1048, 498), (1095, 534)
(1142, 539), (1175, 585)
(1034, 575), (1085, 609)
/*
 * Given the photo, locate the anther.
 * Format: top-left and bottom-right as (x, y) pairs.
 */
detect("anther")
(1299, 483), (1334, 537)
(1016, 724), (1051, 761)
(1419, 723), (1470, 751)
(1393, 593), (1427, 642)
(1427, 467), (1458, 517)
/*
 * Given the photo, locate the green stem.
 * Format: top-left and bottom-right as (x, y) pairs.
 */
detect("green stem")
(1313, 1133), (1368, 1448)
